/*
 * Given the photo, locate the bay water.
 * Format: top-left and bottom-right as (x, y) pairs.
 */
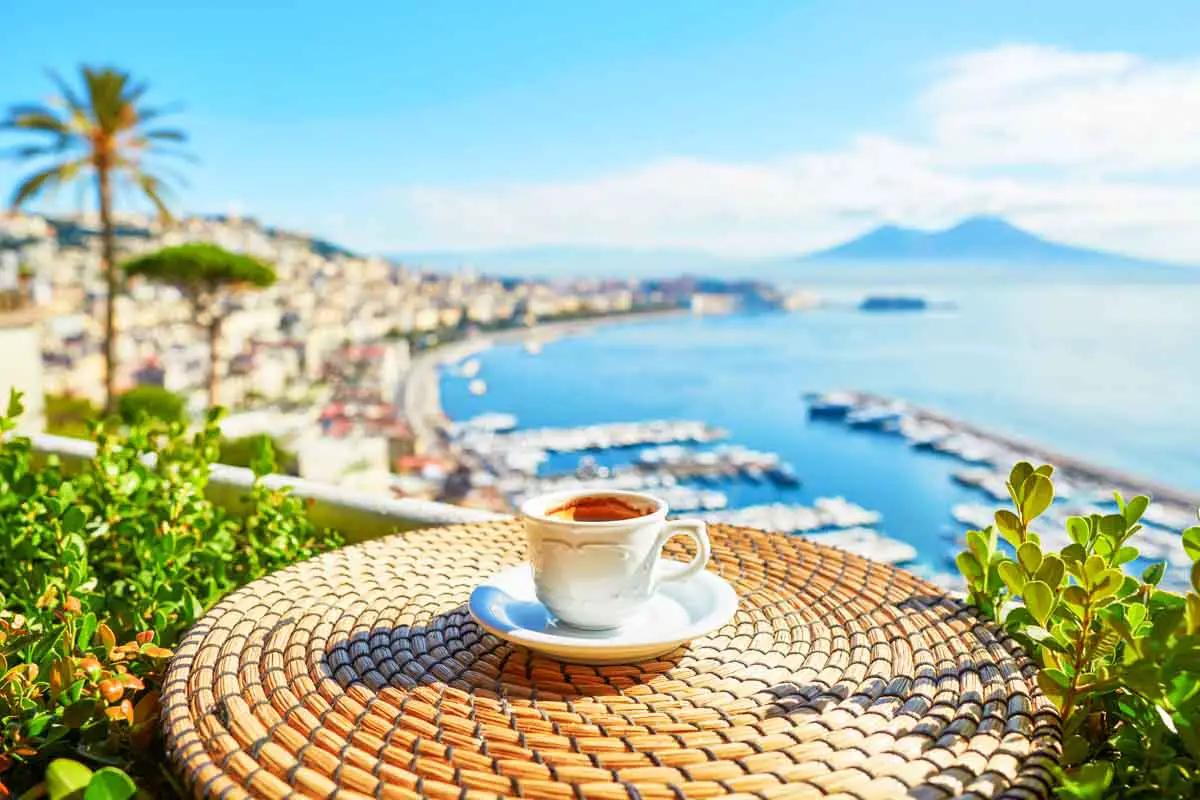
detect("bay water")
(441, 268), (1200, 574)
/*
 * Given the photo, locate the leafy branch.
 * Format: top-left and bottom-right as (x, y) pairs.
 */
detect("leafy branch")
(956, 461), (1200, 799)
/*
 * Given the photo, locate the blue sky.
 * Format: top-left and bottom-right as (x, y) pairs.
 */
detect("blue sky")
(4, 1), (1200, 259)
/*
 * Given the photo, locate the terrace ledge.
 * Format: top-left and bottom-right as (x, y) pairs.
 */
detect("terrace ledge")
(29, 432), (505, 542)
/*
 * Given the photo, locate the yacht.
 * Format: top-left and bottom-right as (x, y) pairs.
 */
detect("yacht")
(807, 391), (857, 419)
(846, 404), (906, 430)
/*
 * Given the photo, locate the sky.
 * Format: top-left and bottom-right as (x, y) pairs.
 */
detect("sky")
(4, 1), (1200, 262)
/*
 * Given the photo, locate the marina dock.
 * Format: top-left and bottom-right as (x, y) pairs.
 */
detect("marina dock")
(807, 390), (1200, 510)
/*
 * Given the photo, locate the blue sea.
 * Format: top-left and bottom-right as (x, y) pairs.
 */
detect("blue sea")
(441, 267), (1200, 574)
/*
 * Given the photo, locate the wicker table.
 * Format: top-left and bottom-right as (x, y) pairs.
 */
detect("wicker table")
(162, 521), (1060, 799)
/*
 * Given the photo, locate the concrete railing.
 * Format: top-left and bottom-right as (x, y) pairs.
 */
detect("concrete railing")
(29, 432), (506, 543)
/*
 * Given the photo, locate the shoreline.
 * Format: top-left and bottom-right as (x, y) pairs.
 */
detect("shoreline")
(400, 308), (687, 450)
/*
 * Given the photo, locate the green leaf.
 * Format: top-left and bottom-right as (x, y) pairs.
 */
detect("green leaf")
(1061, 543), (1086, 564)
(998, 561), (1026, 594)
(1009, 462), (1034, 499)
(955, 551), (984, 581)
(1114, 546), (1139, 565)
(1127, 603), (1147, 629)
(1143, 561), (1167, 586)
(1098, 514), (1126, 539)
(1122, 495), (1149, 526)
(1035, 555), (1065, 588)
(1083, 555), (1106, 585)
(994, 509), (1022, 539)
(1061, 734), (1091, 766)
(1024, 580), (1053, 625)
(1182, 526), (1200, 561)
(1036, 667), (1068, 706)
(1121, 662), (1160, 696)
(1022, 625), (1069, 654)
(1066, 516), (1090, 546)
(62, 506), (86, 533)
(1019, 474), (1054, 522)
(1017, 541), (1043, 575)
(1092, 569), (1124, 600)
(1116, 575), (1140, 599)
(84, 768), (138, 800)
(76, 613), (97, 650)
(47, 758), (93, 800)
(1004, 606), (1036, 631)
(1186, 594), (1200, 632)
(1192, 561), (1200, 594)
(966, 529), (990, 563)
(1033, 464), (1055, 477)
(1063, 585), (1089, 608)
(1060, 761), (1113, 800)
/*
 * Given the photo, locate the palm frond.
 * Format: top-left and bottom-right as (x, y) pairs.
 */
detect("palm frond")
(9, 159), (88, 209)
(46, 69), (86, 116)
(82, 66), (132, 133)
(1, 142), (75, 161)
(145, 148), (199, 164)
(143, 128), (187, 143)
(131, 172), (174, 222)
(143, 163), (190, 188)
(135, 103), (184, 126)
(0, 107), (72, 137)
(123, 80), (150, 108)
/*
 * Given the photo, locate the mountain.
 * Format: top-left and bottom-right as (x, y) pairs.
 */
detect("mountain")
(804, 216), (1173, 266)
(390, 217), (1193, 279)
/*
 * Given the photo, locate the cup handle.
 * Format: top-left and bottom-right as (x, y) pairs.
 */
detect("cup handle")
(652, 519), (711, 588)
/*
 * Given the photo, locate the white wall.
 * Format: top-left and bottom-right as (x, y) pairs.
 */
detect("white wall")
(0, 320), (45, 432)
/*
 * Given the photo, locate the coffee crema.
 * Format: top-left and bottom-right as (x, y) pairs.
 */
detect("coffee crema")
(545, 495), (650, 522)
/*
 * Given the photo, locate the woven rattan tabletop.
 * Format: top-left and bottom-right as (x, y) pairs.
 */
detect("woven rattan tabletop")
(162, 521), (1061, 800)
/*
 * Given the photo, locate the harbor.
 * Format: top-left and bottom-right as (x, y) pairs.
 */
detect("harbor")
(804, 390), (1198, 593)
(442, 409), (917, 565)
(413, 318), (1199, 596)
(805, 389), (1200, 509)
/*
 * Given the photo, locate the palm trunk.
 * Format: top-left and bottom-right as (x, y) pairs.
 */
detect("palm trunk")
(97, 167), (118, 414)
(207, 317), (221, 409)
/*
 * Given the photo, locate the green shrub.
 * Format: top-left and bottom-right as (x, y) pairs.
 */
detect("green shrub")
(0, 391), (342, 797)
(116, 386), (186, 426)
(956, 462), (1200, 799)
(218, 434), (298, 476)
(44, 394), (103, 439)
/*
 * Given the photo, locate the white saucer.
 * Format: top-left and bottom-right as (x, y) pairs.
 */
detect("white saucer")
(468, 560), (739, 664)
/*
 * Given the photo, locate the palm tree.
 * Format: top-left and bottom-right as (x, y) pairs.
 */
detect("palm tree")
(2, 67), (188, 412)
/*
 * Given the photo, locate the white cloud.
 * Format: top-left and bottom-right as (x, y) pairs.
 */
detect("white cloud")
(924, 45), (1200, 174)
(385, 44), (1200, 261)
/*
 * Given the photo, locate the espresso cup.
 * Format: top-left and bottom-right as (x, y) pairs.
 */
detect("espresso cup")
(519, 489), (711, 630)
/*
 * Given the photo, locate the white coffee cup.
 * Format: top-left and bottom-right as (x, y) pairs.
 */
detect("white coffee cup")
(519, 489), (711, 630)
